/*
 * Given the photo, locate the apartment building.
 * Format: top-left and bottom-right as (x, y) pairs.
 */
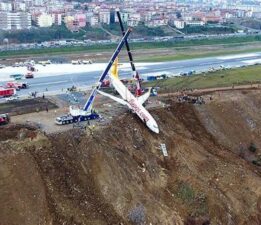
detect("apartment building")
(0, 2), (12, 11)
(99, 10), (110, 24)
(37, 13), (53, 27)
(0, 12), (31, 30)
(52, 13), (62, 26)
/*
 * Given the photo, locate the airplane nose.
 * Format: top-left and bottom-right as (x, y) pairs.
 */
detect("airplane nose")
(154, 126), (159, 134)
(146, 121), (159, 134)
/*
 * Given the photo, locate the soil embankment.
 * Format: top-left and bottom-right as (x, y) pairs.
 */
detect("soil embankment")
(0, 89), (260, 225)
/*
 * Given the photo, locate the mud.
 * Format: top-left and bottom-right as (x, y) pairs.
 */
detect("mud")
(0, 89), (260, 225)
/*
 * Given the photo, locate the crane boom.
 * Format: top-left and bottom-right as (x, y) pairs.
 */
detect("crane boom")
(83, 28), (132, 112)
(116, 11), (142, 96)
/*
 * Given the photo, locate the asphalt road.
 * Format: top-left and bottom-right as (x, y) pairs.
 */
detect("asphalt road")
(2, 52), (261, 97)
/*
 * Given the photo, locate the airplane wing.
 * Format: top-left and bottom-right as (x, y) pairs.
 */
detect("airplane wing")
(137, 88), (151, 105)
(97, 90), (130, 106)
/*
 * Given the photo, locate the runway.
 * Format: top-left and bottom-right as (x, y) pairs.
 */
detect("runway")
(1, 52), (261, 97)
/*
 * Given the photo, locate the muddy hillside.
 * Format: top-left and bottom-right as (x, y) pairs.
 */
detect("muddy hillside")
(0, 89), (260, 225)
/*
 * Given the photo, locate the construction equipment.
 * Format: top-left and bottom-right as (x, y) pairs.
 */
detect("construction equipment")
(0, 113), (10, 125)
(0, 87), (16, 97)
(55, 28), (132, 125)
(116, 11), (143, 97)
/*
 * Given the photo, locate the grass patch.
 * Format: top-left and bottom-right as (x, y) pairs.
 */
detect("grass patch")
(1, 35), (261, 59)
(174, 181), (209, 217)
(137, 47), (261, 62)
(146, 65), (261, 92)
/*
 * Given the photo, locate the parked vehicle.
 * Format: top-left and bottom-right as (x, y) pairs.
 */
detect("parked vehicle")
(55, 113), (99, 125)
(71, 60), (80, 65)
(147, 74), (168, 81)
(10, 74), (23, 80)
(82, 60), (93, 64)
(6, 82), (29, 90)
(5, 96), (19, 102)
(0, 87), (16, 97)
(25, 72), (34, 79)
(0, 113), (10, 125)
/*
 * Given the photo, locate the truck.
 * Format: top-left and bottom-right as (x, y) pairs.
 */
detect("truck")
(25, 72), (34, 79)
(6, 82), (29, 90)
(10, 74), (23, 80)
(55, 111), (99, 125)
(0, 113), (10, 125)
(0, 87), (16, 97)
(147, 74), (167, 81)
(55, 28), (132, 125)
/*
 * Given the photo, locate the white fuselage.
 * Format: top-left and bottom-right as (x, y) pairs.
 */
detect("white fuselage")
(110, 75), (159, 134)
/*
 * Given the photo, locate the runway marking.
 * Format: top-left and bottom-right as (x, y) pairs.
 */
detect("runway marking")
(32, 80), (69, 86)
(216, 53), (258, 60)
(120, 66), (147, 71)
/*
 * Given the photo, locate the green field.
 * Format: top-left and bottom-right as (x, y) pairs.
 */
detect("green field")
(2, 35), (261, 59)
(146, 65), (261, 92)
(137, 47), (261, 62)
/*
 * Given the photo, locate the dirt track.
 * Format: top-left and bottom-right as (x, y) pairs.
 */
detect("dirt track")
(0, 89), (260, 225)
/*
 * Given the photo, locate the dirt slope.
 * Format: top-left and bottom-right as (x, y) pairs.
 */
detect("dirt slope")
(0, 89), (260, 225)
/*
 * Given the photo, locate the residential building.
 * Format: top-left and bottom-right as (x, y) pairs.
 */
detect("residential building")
(127, 13), (141, 27)
(0, 2), (12, 11)
(174, 20), (185, 29)
(145, 18), (168, 27)
(186, 20), (205, 26)
(99, 10), (110, 24)
(64, 15), (74, 25)
(90, 15), (99, 27)
(15, 2), (27, 11)
(37, 14), (53, 27)
(75, 14), (86, 27)
(121, 12), (130, 23)
(0, 12), (31, 30)
(52, 13), (62, 26)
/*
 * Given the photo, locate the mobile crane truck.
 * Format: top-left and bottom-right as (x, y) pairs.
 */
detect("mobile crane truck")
(55, 28), (132, 125)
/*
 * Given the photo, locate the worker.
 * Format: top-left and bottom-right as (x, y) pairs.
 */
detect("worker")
(46, 105), (48, 113)
(42, 93), (45, 99)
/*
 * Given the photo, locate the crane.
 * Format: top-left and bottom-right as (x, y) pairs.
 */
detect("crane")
(116, 10), (143, 97)
(55, 28), (132, 125)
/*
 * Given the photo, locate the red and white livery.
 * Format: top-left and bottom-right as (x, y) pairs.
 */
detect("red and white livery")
(98, 61), (159, 134)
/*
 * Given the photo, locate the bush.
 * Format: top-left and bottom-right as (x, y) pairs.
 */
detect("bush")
(248, 142), (257, 153)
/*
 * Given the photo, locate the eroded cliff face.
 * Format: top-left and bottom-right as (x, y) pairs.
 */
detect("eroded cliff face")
(0, 90), (260, 225)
